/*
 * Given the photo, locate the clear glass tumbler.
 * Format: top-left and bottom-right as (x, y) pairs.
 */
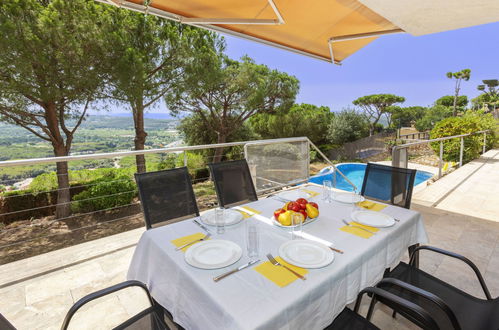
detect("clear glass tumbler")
(291, 212), (303, 240)
(246, 222), (259, 259)
(215, 207), (225, 234)
(323, 179), (333, 203)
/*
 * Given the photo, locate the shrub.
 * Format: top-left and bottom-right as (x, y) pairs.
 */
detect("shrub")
(430, 111), (497, 163)
(157, 152), (207, 180)
(0, 189), (55, 224)
(71, 175), (136, 213)
(327, 109), (369, 145)
(415, 105), (453, 131)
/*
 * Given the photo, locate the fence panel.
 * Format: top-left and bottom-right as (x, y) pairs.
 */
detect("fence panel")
(244, 139), (309, 193)
(328, 132), (395, 161)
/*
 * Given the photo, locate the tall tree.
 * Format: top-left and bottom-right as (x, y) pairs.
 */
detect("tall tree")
(352, 94), (405, 135)
(446, 69), (471, 116)
(104, 9), (222, 173)
(389, 106), (426, 128)
(166, 56), (299, 162)
(0, 0), (110, 218)
(435, 95), (468, 109)
(476, 79), (499, 112)
(250, 103), (333, 145)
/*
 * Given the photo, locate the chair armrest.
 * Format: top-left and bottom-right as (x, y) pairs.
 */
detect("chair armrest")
(377, 278), (461, 330)
(354, 286), (439, 330)
(409, 245), (492, 300)
(61, 280), (154, 330)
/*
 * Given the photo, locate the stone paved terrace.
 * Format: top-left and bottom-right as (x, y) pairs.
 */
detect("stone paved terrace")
(2, 151), (499, 329)
(413, 149), (499, 223)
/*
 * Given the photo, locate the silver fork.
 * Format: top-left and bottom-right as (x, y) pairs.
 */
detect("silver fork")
(175, 233), (211, 251)
(342, 220), (376, 235)
(266, 253), (306, 280)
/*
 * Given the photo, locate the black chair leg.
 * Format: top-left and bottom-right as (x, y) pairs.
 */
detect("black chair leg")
(408, 244), (420, 268)
(392, 310), (397, 318)
(366, 298), (377, 321)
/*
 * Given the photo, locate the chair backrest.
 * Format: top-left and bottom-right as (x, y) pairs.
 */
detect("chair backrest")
(61, 280), (169, 330)
(208, 159), (258, 208)
(135, 167), (199, 229)
(361, 163), (416, 209)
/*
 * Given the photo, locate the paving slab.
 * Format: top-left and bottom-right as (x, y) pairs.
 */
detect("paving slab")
(413, 149), (499, 222)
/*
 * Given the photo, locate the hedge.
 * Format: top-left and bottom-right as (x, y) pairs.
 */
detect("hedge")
(430, 111), (497, 163)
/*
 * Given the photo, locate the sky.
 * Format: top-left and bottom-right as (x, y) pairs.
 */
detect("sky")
(221, 21), (499, 112)
(99, 21), (499, 117)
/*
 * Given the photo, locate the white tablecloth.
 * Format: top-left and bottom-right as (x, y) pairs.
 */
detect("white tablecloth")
(127, 184), (428, 330)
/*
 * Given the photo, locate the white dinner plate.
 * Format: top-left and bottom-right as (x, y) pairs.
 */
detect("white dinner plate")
(185, 240), (242, 269)
(271, 215), (319, 228)
(331, 193), (365, 204)
(277, 190), (312, 201)
(201, 209), (244, 226)
(279, 240), (334, 269)
(351, 210), (395, 228)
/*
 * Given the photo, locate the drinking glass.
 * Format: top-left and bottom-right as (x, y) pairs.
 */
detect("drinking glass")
(246, 222), (259, 259)
(291, 212), (303, 240)
(215, 207), (225, 234)
(322, 179), (333, 203)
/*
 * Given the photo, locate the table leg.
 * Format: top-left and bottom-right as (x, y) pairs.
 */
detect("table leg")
(408, 244), (420, 268)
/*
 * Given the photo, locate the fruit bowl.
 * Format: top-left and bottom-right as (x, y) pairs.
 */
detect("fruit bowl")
(270, 215), (319, 228)
(273, 198), (319, 227)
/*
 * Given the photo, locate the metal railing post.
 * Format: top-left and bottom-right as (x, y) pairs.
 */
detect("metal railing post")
(483, 132), (487, 154)
(459, 137), (464, 167)
(183, 151), (187, 167)
(391, 146), (399, 167)
(438, 141), (443, 178)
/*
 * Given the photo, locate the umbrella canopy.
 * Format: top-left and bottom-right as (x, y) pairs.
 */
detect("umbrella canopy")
(98, 0), (498, 64)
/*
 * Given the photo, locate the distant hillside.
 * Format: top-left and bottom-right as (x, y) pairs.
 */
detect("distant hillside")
(80, 114), (179, 130)
(0, 114), (179, 133)
(108, 112), (179, 120)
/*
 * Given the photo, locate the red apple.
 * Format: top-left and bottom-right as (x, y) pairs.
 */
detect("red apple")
(287, 202), (302, 212)
(296, 198), (308, 209)
(299, 210), (307, 219)
(274, 208), (285, 219)
(309, 202), (319, 210)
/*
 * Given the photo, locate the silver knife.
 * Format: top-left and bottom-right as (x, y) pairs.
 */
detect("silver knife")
(213, 259), (260, 282)
(193, 218), (211, 234)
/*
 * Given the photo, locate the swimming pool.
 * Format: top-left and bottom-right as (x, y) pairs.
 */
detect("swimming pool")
(308, 163), (434, 192)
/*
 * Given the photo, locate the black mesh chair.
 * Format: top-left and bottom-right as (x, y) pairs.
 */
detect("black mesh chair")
(361, 163), (416, 209)
(208, 159), (257, 208)
(61, 280), (170, 330)
(325, 286), (439, 330)
(374, 245), (499, 330)
(135, 167), (199, 229)
(0, 313), (16, 330)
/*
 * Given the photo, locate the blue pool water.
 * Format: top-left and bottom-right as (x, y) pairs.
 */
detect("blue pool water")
(308, 163), (434, 192)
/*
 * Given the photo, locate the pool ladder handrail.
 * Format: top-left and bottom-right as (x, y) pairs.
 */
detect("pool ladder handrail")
(308, 139), (358, 193)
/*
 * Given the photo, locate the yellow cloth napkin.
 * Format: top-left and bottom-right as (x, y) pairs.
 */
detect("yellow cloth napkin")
(301, 188), (320, 197)
(170, 233), (207, 252)
(357, 200), (387, 211)
(340, 222), (379, 239)
(254, 256), (308, 287)
(237, 206), (262, 219)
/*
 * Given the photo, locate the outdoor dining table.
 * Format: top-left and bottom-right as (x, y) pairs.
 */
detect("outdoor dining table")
(127, 183), (429, 330)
